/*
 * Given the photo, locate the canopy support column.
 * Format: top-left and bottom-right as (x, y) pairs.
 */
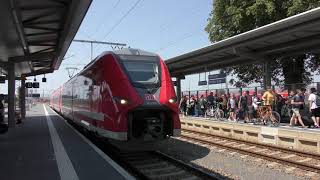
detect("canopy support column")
(176, 77), (181, 103)
(20, 78), (26, 120)
(8, 62), (15, 127)
(263, 61), (271, 90)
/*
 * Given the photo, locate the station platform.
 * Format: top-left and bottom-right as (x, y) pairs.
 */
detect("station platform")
(0, 104), (133, 180)
(180, 116), (320, 154)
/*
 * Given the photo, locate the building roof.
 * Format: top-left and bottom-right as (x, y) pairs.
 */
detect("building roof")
(0, 0), (92, 77)
(165, 7), (320, 77)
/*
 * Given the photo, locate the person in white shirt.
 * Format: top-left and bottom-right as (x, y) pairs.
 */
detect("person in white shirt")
(251, 92), (260, 119)
(252, 92), (259, 110)
(227, 93), (237, 121)
(308, 88), (320, 128)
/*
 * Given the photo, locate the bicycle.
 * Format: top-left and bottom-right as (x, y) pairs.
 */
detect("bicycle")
(253, 102), (281, 127)
(205, 103), (224, 120)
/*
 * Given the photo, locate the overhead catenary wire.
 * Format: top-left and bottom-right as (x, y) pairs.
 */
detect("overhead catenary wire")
(79, 29), (94, 40)
(152, 6), (208, 54)
(113, 0), (121, 8)
(65, 1), (123, 60)
(155, 32), (203, 53)
(128, 5), (205, 47)
(158, 6), (205, 34)
(89, 0), (122, 38)
(95, 0), (143, 52)
(100, 0), (143, 41)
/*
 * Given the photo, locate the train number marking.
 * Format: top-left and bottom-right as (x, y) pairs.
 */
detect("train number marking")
(145, 94), (155, 101)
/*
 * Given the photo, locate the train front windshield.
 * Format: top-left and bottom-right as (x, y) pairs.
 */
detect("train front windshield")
(123, 61), (159, 84)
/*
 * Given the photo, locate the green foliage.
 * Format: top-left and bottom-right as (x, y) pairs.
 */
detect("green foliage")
(205, 0), (320, 87)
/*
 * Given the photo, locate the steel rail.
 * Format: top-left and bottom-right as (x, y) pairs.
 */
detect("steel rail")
(181, 130), (320, 173)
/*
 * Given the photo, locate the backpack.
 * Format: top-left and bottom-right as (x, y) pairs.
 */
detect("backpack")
(315, 94), (320, 106)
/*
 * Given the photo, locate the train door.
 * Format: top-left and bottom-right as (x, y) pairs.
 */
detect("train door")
(71, 79), (77, 121)
(89, 63), (103, 128)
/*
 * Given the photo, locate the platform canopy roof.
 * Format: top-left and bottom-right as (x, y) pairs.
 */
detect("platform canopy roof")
(0, 0), (92, 77)
(165, 7), (320, 77)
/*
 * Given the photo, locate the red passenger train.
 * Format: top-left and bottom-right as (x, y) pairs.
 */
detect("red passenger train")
(50, 48), (180, 148)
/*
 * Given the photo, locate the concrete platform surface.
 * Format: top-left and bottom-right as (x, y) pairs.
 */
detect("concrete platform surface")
(0, 104), (133, 180)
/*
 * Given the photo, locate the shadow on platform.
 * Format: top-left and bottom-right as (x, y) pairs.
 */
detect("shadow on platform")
(159, 137), (211, 162)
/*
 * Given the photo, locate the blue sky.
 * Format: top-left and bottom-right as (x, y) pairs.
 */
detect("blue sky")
(1, 0), (214, 96)
(1, 1), (319, 96)
(38, 0), (214, 96)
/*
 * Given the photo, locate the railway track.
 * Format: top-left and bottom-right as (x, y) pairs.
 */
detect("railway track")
(67, 119), (223, 180)
(117, 151), (224, 180)
(181, 129), (320, 174)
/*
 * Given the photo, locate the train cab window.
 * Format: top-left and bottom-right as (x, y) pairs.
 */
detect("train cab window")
(122, 61), (159, 84)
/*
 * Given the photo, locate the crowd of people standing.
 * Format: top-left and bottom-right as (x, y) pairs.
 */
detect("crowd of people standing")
(179, 87), (320, 128)
(179, 90), (261, 121)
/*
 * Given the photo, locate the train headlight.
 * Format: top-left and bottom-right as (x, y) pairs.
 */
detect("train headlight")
(168, 98), (176, 104)
(113, 97), (129, 105)
(120, 99), (128, 105)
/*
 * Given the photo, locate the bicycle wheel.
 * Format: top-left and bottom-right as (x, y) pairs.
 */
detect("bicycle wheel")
(252, 118), (258, 125)
(213, 110), (224, 120)
(269, 111), (281, 127)
(206, 108), (213, 118)
(218, 110), (225, 120)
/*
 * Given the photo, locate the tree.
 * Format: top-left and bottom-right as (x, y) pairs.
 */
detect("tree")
(205, 0), (320, 88)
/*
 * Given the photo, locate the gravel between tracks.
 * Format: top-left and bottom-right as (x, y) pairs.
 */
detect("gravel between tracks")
(158, 137), (319, 180)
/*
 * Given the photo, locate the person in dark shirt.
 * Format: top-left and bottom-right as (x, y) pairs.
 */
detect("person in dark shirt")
(238, 91), (248, 122)
(221, 94), (228, 117)
(245, 90), (253, 121)
(198, 95), (207, 117)
(179, 95), (187, 116)
(206, 92), (216, 107)
(285, 90), (295, 118)
(188, 95), (196, 116)
(287, 90), (295, 108)
(300, 88), (307, 110)
(275, 93), (284, 114)
(290, 89), (306, 127)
